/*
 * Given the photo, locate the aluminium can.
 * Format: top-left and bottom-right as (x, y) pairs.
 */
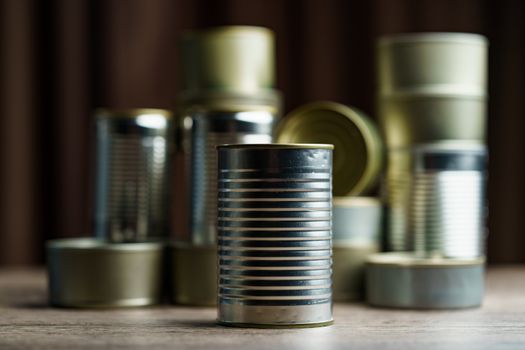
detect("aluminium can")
(94, 109), (172, 242)
(378, 32), (488, 98)
(217, 144), (333, 328)
(276, 101), (383, 196)
(182, 109), (277, 245)
(366, 252), (485, 309)
(383, 143), (487, 258)
(332, 197), (382, 244)
(47, 238), (164, 308)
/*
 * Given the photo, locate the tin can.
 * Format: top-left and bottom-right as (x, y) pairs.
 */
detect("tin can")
(276, 101), (383, 196)
(366, 252), (485, 309)
(380, 95), (486, 148)
(378, 33), (487, 98)
(173, 26), (281, 306)
(383, 144), (487, 258)
(47, 238), (164, 308)
(94, 109), (172, 242)
(217, 144), (333, 328)
(331, 197), (381, 301)
(411, 144), (487, 259)
(183, 110), (277, 245)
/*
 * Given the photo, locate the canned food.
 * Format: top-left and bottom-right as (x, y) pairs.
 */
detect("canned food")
(217, 144), (333, 328)
(378, 33), (487, 97)
(179, 26), (275, 99)
(383, 144), (487, 258)
(366, 252), (485, 309)
(276, 101), (383, 196)
(380, 95), (486, 148)
(94, 109), (172, 242)
(183, 110), (277, 245)
(47, 238), (164, 308)
(411, 144), (487, 259)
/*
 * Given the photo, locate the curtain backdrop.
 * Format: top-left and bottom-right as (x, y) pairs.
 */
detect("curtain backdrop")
(1, 0), (524, 265)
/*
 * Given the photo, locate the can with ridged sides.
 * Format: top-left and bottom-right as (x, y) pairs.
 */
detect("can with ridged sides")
(217, 144), (333, 328)
(94, 109), (173, 242)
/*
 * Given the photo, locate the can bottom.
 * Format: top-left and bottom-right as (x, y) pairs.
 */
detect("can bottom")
(218, 302), (333, 327)
(366, 252), (485, 309)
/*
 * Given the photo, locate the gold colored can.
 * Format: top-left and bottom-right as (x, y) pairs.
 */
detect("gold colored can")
(378, 33), (487, 98)
(169, 243), (217, 306)
(379, 95), (486, 148)
(179, 26), (276, 102)
(276, 101), (383, 196)
(47, 238), (164, 308)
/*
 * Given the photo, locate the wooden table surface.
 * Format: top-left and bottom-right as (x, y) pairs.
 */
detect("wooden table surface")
(0, 267), (524, 349)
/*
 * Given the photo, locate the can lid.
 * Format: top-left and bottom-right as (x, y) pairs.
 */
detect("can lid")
(179, 26), (275, 97)
(379, 32), (488, 46)
(367, 252), (485, 268)
(94, 108), (173, 119)
(276, 101), (383, 196)
(217, 143), (334, 150)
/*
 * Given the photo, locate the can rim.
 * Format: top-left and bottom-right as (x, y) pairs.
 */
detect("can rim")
(217, 143), (334, 150)
(367, 252), (485, 268)
(181, 26), (274, 41)
(94, 108), (173, 119)
(378, 32), (488, 46)
(333, 196), (381, 208)
(47, 238), (164, 251)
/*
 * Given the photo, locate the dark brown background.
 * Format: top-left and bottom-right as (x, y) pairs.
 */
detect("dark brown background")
(1, 0), (524, 265)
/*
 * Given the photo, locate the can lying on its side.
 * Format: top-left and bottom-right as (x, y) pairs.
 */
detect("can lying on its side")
(217, 144), (333, 328)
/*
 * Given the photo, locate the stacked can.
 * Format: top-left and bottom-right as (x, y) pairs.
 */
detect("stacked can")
(47, 109), (173, 307)
(217, 144), (333, 327)
(368, 33), (488, 309)
(275, 102), (384, 301)
(171, 26), (280, 306)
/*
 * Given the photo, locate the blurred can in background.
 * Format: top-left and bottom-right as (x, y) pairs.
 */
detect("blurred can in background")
(217, 144), (333, 327)
(171, 26), (281, 306)
(94, 108), (173, 243)
(378, 33), (488, 253)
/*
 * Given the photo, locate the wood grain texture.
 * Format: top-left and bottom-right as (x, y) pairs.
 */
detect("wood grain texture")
(0, 267), (524, 349)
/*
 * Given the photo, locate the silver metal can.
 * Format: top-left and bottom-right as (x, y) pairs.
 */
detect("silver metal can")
(217, 144), (333, 328)
(384, 144), (487, 258)
(183, 109), (276, 245)
(411, 144), (487, 259)
(94, 109), (172, 242)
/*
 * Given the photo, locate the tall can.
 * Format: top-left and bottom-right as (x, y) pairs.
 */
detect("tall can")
(217, 144), (333, 328)
(94, 109), (173, 242)
(171, 26), (280, 306)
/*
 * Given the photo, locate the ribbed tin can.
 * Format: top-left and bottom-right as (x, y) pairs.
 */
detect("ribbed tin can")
(217, 144), (333, 328)
(411, 144), (487, 259)
(378, 33), (487, 98)
(94, 109), (172, 242)
(183, 110), (277, 245)
(384, 144), (487, 257)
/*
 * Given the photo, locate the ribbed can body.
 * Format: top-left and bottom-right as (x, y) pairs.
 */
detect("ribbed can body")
(94, 109), (172, 242)
(385, 145), (486, 258)
(217, 145), (333, 327)
(184, 110), (276, 245)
